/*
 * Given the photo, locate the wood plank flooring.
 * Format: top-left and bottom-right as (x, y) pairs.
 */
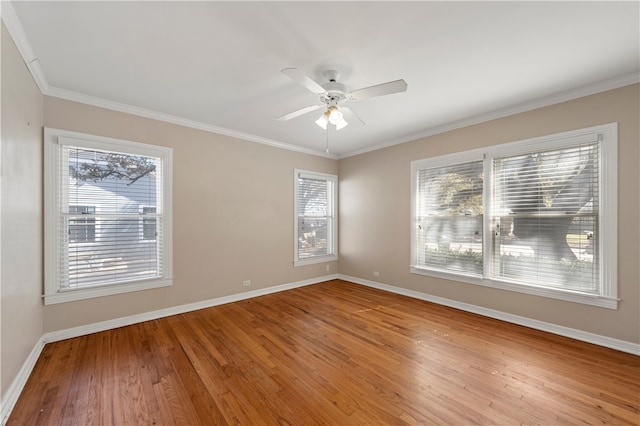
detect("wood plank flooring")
(8, 279), (640, 425)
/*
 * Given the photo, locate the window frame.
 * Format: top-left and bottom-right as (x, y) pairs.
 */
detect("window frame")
(293, 169), (338, 267)
(411, 150), (485, 278)
(410, 123), (617, 309)
(44, 128), (173, 305)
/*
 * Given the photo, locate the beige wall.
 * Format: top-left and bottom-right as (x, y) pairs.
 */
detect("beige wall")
(338, 84), (640, 344)
(42, 96), (337, 332)
(0, 24), (44, 399)
(1, 18), (638, 411)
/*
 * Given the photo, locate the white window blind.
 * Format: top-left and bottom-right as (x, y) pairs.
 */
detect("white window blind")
(61, 145), (163, 289)
(294, 170), (338, 266)
(69, 205), (96, 243)
(410, 123), (617, 308)
(491, 142), (599, 292)
(44, 128), (173, 304)
(415, 160), (484, 276)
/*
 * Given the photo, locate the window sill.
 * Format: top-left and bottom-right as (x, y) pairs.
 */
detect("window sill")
(43, 278), (172, 305)
(294, 255), (338, 267)
(410, 267), (618, 309)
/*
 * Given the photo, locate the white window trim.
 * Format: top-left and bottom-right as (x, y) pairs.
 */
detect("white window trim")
(410, 123), (618, 309)
(44, 128), (173, 305)
(294, 169), (338, 267)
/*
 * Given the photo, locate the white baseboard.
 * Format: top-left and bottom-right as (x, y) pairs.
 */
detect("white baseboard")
(1, 337), (46, 426)
(42, 274), (338, 344)
(1, 274), (337, 424)
(3, 272), (636, 425)
(339, 274), (640, 356)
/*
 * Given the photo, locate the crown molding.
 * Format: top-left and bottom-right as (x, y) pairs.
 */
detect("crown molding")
(1, 0), (336, 160)
(1, 1), (49, 93)
(42, 72), (640, 162)
(3, 0), (636, 162)
(44, 86), (338, 159)
(339, 72), (640, 159)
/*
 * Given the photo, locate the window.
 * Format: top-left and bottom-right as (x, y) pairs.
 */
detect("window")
(415, 159), (484, 276)
(69, 205), (96, 243)
(44, 128), (173, 304)
(294, 169), (338, 266)
(411, 123), (617, 308)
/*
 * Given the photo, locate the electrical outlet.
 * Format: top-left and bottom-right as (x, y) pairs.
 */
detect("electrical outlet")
(243, 280), (251, 287)
(326, 265), (330, 272)
(373, 271), (380, 277)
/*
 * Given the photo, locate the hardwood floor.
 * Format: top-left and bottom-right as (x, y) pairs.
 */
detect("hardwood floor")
(9, 280), (640, 425)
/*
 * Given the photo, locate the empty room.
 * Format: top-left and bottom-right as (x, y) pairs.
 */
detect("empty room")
(1, 1), (639, 425)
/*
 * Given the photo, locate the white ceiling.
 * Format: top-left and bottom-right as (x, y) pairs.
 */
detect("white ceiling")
(6, 1), (640, 158)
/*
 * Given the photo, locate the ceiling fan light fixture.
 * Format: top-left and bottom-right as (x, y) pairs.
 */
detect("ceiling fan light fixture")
(328, 107), (343, 125)
(329, 106), (348, 130)
(279, 67), (408, 136)
(335, 118), (348, 130)
(315, 105), (348, 130)
(315, 113), (329, 130)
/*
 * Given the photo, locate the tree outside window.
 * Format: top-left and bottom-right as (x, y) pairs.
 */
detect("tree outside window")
(411, 123), (617, 308)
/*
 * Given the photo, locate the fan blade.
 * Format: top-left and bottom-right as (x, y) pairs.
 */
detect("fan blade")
(347, 79), (407, 101)
(341, 106), (365, 126)
(276, 104), (323, 121)
(282, 68), (327, 95)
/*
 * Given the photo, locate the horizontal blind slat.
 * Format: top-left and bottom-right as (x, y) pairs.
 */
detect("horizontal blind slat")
(415, 160), (484, 276)
(59, 144), (163, 290)
(297, 174), (335, 260)
(491, 141), (599, 292)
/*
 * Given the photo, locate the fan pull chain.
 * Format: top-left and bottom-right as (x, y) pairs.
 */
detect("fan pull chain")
(325, 126), (330, 154)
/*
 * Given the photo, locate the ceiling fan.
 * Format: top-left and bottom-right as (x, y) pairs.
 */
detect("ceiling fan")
(277, 68), (407, 131)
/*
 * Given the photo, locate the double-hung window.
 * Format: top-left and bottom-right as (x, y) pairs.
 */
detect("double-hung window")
(44, 128), (173, 304)
(411, 123), (617, 308)
(414, 157), (484, 276)
(294, 169), (338, 266)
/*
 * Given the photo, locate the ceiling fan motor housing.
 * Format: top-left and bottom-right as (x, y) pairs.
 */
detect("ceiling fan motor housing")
(319, 91), (347, 107)
(278, 67), (407, 125)
(319, 70), (347, 106)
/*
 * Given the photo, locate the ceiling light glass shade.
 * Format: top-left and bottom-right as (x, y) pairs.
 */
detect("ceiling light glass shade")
(315, 114), (328, 130)
(335, 117), (348, 130)
(328, 108), (343, 125)
(315, 106), (348, 130)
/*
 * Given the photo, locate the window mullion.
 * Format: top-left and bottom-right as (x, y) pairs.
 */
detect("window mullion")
(411, 123), (617, 308)
(483, 154), (493, 280)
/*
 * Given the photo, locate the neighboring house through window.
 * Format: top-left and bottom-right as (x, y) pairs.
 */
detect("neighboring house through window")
(44, 128), (173, 304)
(411, 123), (617, 308)
(294, 169), (338, 266)
(69, 205), (96, 243)
(142, 206), (157, 240)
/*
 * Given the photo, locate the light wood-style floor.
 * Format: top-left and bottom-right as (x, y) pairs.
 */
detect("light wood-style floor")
(9, 280), (640, 425)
